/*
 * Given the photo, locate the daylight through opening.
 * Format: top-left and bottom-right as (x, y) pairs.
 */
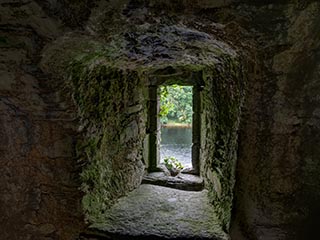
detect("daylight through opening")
(159, 85), (193, 170)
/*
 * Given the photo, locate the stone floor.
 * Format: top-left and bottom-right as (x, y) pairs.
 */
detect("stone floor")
(82, 184), (228, 240)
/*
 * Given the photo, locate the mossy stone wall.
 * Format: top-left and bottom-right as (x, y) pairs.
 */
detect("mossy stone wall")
(43, 13), (247, 231)
(200, 57), (246, 230)
(69, 60), (147, 223)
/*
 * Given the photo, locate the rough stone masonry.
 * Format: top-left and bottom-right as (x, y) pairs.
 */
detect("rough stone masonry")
(1, 0), (319, 239)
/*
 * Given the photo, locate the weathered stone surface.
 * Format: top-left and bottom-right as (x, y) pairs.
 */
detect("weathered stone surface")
(2, 1), (320, 239)
(142, 172), (204, 191)
(0, 1), (84, 239)
(224, 2), (320, 240)
(42, 1), (244, 229)
(87, 184), (228, 240)
(67, 66), (147, 223)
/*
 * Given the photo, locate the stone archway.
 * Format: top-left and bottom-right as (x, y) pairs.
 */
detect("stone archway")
(42, 19), (246, 236)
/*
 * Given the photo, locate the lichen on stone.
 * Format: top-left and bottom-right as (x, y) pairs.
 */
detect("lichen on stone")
(43, 14), (246, 229)
(68, 53), (147, 222)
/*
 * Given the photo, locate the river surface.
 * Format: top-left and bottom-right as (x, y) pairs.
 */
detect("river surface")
(160, 127), (192, 168)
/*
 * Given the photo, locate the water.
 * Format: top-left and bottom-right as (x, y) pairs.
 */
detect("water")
(160, 127), (192, 168)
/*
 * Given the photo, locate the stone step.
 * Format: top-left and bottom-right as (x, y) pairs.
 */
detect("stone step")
(142, 172), (204, 191)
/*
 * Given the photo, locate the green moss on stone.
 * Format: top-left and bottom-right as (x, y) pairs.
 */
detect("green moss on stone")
(199, 55), (246, 230)
(68, 52), (148, 222)
(46, 19), (246, 228)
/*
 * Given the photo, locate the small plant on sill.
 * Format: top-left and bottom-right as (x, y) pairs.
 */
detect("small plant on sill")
(163, 156), (184, 176)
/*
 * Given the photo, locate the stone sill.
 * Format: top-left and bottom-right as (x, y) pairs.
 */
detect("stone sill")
(142, 172), (204, 191)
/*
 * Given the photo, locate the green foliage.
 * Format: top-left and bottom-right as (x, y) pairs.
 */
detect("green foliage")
(160, 85), (193, 124)
(163, 156), (184, 170)
(159, 86), (175, 123)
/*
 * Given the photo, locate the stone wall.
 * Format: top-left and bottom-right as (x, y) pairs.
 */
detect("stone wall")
(1, 0), (320, 239)
(219, 2), (320, 239)
(42, 13), (245, 229)
(68, 59), (147, 223)
(200, 56), (246, 231)
(0, 1), (86, 239)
